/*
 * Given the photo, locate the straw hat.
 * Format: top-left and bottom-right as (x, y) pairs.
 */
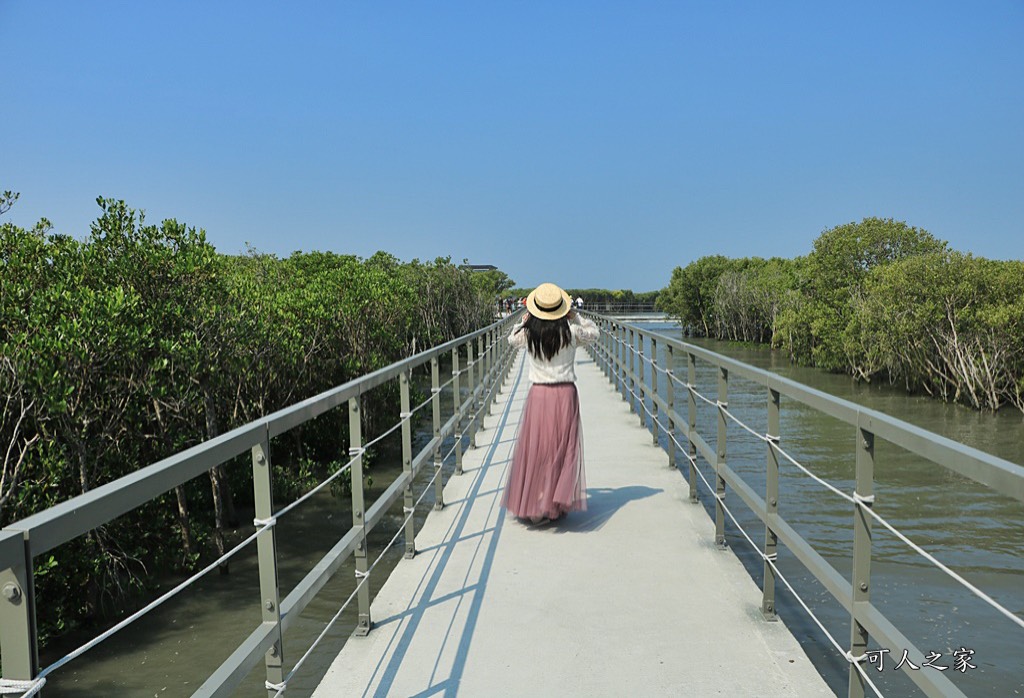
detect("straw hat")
(525, 282), (572, 320)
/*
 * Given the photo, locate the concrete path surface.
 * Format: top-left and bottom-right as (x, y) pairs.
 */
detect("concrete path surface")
(312, 350), (834, 697)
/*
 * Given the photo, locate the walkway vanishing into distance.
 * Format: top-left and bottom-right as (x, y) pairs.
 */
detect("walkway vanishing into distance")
(6, 311), (1019, 697)
(312, 350), (833, 697)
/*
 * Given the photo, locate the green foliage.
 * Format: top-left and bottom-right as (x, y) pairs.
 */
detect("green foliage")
(797, 217), (947, 370)
(0, 199), (494, 651)
(506, 287), (658, 309)
(656, 218), (1022, 412)
(470, 269), (515, 300)
(853, 253), (1024, 410)
(0, 190), (19, 216)
(656, 255), (744, 335)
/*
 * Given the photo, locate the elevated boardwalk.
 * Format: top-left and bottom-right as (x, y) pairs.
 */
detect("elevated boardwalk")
(312, 350), (832, 697)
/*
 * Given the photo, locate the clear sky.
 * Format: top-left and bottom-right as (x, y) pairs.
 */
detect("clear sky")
(3, 2), (1022, 291)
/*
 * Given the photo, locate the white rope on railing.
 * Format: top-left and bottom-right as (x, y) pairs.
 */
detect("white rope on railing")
(269, 394), (426, 526)
(654, 360), (1024, 642)
(276, 343), (505, 535)
(719, 404), (771, 443)
(0, 678), (45, 698)
(663, 369), (712, 405)
(0, 339), (518, 695)
(5, 392), (428, 690)
(855, 497), (1024, 631)
(410, 392), (435, 417)
(636, 351), (656, 368)
(603, 338), (1010, 692)
(657, 412), (885, 697)
(272, 457), (357, 522)
(435, 369), (460, 395)
(714, 485), (884, 696)
(621, 383), (655, 421)
(663, 425), (699, 467)
(32, 519), (274, 686)
(359, 417), (406, 453)
(768, 441), (858, 506)
(442, 437), (461, 465)
(467, 390), (491, 425)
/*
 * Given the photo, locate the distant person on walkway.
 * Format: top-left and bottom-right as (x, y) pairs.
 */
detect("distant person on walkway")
(575, 295), (584, 309)
(503, 282), (599, 525)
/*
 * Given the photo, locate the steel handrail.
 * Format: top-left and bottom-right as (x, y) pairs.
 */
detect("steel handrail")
(0, 312), (523, 697)
(586, 312), (1024, 698)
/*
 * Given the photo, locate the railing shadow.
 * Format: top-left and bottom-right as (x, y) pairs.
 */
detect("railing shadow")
(359, 356), (526, 697)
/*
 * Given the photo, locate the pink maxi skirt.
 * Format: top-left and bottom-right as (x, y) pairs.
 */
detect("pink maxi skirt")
(502, 383), (587, 520)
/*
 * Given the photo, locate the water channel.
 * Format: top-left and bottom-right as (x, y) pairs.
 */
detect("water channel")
(36, 324), (1024, 697)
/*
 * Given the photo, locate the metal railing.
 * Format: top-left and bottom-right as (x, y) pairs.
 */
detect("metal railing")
(582, 302), (659, 314)
(0, 314), (521, 697)
(586, 314), (1024, 698)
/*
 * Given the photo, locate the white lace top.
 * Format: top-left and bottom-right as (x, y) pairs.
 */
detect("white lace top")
(507, 313), (600, 384)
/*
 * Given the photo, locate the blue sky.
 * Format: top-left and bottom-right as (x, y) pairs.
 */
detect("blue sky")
(3, 1), (1022, 291)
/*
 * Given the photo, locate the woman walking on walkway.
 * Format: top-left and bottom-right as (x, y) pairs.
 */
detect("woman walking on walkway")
(502, 282), (599, 524)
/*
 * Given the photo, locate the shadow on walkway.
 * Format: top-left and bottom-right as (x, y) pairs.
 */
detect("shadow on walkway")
(556, 485), (662, 533)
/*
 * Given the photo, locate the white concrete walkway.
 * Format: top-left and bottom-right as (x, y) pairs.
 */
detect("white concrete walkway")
(312, 350), (834, 697)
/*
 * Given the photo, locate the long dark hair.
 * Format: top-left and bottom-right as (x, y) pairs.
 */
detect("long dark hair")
(519, 313), (572, 361)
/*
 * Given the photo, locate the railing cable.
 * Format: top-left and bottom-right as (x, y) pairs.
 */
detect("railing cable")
(25, 520), (274, 692)
(602, 327), (1024, 637)
(269, 427), (454, 696)
(637, 406), (885, 697)
(0, 678), (44, 698)
(856, 497), (1024, 631)
(270, 347), (518, 694)
(272, 457), (357, 523)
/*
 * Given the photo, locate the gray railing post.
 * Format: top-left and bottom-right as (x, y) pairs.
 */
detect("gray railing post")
(349, 396), (372, 635)
(599, 319), (607, 378)
(431, 356), (444, 510)
(613, 322), (620, 395)
(666, 344), (676, 469)
(452, 346), (464, 475)
(0, 530), (38, 687)
(619, 323), (625, 399)
(251, 432), (284, 695)
(467, 339), (477, 449)
(400, 370), (417, 559)
(629, 328), (637, 415)
(612, 322), (620, 393)
(483, 332), (492, 416)
(650, 336), (659, 445)
(687, 352), (698, 503)
(637, 329), (646, 428)
(715, 366), (728, 548)
(849, 418), (875, 698)
(762, 388), (780, 622)
(618, 322), (626, 400)
(602, 317), (610, 382)
(506, 321), (516, 382)
(604, 318), (612, 376)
